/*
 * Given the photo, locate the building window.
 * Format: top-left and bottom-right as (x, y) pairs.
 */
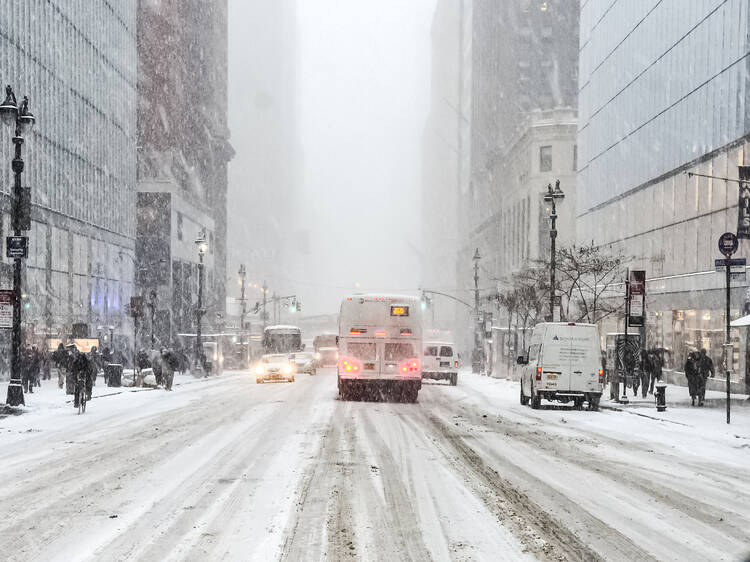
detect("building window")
(573, 144), (578, 171)
(176, 212), (183, 241)
(540, 145), (552, 172)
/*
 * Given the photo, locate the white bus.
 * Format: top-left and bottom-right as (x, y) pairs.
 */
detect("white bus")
(337, 294), (423, 402)
(262, 325), (303, 355)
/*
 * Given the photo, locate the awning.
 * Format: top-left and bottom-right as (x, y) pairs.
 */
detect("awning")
(730, 314), (750, 327)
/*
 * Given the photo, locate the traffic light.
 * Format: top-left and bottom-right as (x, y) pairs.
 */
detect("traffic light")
(296, 300), (302, 312)
(21, 292), (29, 309)
(288, 299), (297, 313)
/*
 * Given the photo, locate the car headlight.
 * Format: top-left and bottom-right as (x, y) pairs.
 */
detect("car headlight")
(314, 352), (321, 360)
(254, 364), (264, 375)
(282, 364), (293, 375)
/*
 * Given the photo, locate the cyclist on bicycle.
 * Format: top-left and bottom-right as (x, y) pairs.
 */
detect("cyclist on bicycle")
(69, 344), (93, 408)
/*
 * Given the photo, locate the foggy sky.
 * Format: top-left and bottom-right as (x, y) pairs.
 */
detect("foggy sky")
(228, 0), (436, 317)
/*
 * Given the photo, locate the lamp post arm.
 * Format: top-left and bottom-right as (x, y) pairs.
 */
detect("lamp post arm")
(420, 289), (474, 311)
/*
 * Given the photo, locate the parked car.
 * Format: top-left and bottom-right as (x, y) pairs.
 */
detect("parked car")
(313, 347), (338, 368)
(422, 342), (458, 385)
(518, 322), (604, 410)
(254, 354), (295, 383)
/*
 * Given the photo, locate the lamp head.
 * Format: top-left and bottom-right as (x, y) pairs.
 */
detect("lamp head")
(17, 96), (35, 134)
(0, 85), (18, 127)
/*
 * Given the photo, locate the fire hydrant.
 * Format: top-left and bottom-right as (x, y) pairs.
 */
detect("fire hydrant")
(654, 380), (667, 412)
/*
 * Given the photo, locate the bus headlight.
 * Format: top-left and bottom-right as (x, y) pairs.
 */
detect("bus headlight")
(254, 364), (264, 376)
(282, 364), (293, 375)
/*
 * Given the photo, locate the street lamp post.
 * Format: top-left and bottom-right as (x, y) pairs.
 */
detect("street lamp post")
(472, 248), (482, 374)
(544, 180), (565, 321)
(238, 264), (247, 368)
(147, 289), (157, 348)
(195, 230), (208, 373)
(1, 85), (36, 407)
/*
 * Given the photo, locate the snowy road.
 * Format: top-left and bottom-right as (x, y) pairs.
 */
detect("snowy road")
(1, 370), (749, 561)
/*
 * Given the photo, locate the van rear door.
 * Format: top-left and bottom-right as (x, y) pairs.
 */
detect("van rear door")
(567, 325), (601, 392)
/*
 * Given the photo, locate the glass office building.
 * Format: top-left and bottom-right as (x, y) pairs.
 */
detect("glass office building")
(578, 0), (750, 382)
(0, 2), (137, 347)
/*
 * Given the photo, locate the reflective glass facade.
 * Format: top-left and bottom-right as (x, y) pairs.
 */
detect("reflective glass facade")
(0, 2), (137, 341)
(578, 0), (750, 214)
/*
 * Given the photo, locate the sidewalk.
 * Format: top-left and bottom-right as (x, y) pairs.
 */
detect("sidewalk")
(0, 371), (197, 417)
(601, 382), (749, 427)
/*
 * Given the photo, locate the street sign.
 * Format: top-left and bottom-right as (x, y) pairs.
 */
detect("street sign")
(715, 258), (747, 280)
(738, 166), (750, 238)
(5, 236), (28, 258)
(718, 232), (738, 257)
(130, 296), (144, 318)
(628, 270), (646, 327)
(0, 290), (12, 329)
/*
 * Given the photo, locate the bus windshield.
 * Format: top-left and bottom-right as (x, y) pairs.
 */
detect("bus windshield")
(263, 327), (302, 354)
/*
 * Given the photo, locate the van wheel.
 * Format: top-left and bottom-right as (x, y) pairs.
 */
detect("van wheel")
(589, 394), (601, 411)
(520, 384), (529, 405)
(530, 385), (541, 409)
(450, 373), (457, 386)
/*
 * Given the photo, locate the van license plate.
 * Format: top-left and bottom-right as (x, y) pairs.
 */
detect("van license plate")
(546, 373), (558, 379)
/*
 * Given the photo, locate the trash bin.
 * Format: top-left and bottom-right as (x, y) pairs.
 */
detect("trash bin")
(105, 363), (123, 387)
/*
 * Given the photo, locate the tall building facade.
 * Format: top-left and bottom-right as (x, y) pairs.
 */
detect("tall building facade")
(226, 0), (301, 315)
(421, 0), (472, 333)
(137, 0), (233, 346)
(577, 0), (750, 381)
(0, 2), (138, 351)
(456, 0), (580, 358)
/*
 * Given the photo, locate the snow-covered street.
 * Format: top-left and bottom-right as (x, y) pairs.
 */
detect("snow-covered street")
(1, 370), (749, 561)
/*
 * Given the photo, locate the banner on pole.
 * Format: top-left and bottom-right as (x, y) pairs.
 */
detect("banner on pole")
(738, 166), (750, 238)
(628, 270), (646, 327)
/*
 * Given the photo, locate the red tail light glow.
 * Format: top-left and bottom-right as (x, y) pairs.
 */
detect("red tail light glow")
(339, 356), (362, 374)
(454, 361), (459, 368)
(400, 358), (421, 374)
(536, 366), (542, 381)
(598, 368), (605, 384)
(400, 329), (412, 336)
(349, 328), (366, 335)
(375, 330), (387, 337)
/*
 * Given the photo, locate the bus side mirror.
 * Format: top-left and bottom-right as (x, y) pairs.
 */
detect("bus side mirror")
(516, 355), (528, 365)
(335, 336), (339, 346)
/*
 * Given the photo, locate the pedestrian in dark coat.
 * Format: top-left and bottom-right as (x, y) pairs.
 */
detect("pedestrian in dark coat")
(70, 346), (93, 406)
(20, 347), (32, 393)
(161, 348), (178, 390)
(636, 350), (651, 398)
(696, 348), (714, 407)
(30, 346), (42, 387)
(685, 352), (699, 406)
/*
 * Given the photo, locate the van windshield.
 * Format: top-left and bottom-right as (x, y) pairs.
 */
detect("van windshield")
(439, 346), (453, 357)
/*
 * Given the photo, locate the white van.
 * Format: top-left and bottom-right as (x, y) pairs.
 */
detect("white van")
(518, 322), (604, 410)
(422, 342), (458, 385)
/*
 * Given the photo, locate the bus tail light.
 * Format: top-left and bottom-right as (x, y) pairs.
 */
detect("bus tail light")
(536, 366), (542, 381)
(350, 328), (367, 335)
(339, 356), (362, 374)
(400, 329), (412, 336)
(400, 358), (421, 374)
(375, 330), (387, 337)
(598, 368), (605, 384)
(454, 360), (459, 368)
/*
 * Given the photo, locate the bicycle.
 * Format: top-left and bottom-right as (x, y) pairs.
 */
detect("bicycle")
(75, 371), (87, 414)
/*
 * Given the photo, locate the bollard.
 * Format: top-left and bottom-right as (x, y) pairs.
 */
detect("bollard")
(655, 380), (667, 412)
